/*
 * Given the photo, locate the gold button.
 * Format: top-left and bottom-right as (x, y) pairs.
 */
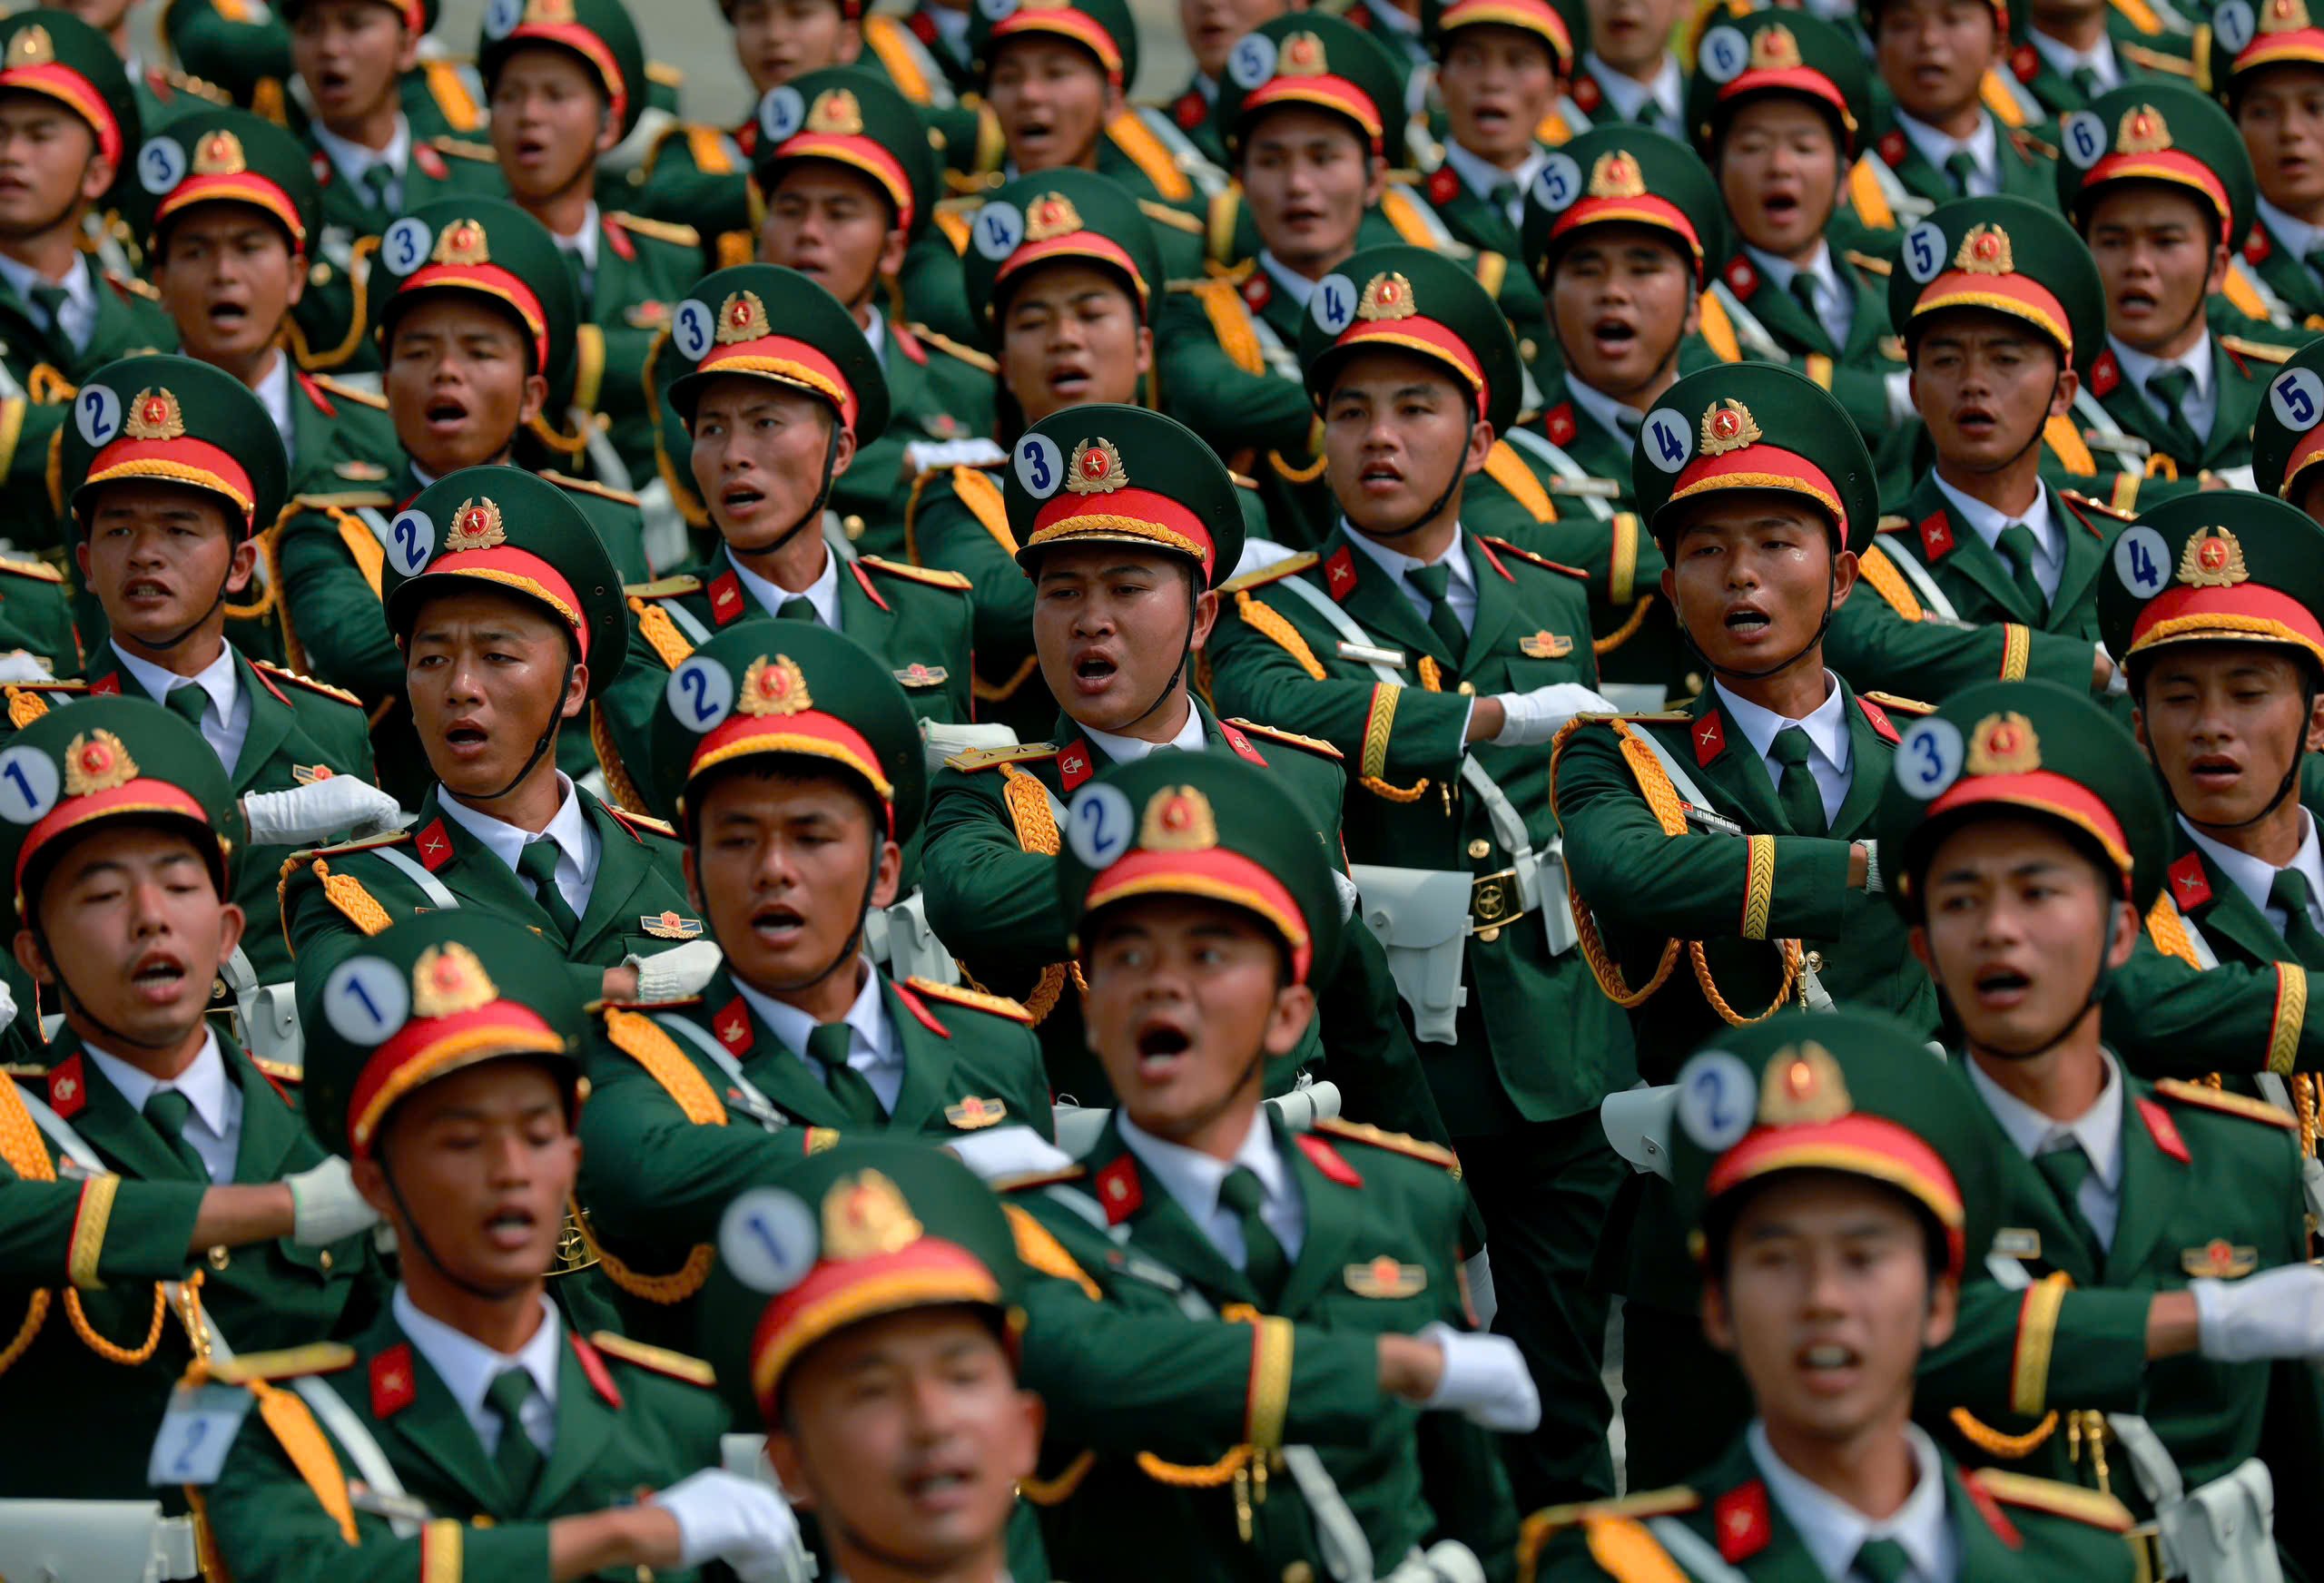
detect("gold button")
(1457, 681), (1475, 695)
(319, 1249), (334, 1271)
(207, 1244), (231, 1272)
(310, 261), (333, 286)
(842, 514), (865, 540)
(1685, 672), (1704, 696)
(1806, 950), (1824, 972)
(1477, 927), (1502, 943)
(1285, 1566), (1315, 1583)
(1519, 338), (1537, 363)
(1468, 839), (1492, 860)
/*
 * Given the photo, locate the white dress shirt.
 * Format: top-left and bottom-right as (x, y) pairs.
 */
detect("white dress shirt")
(550, 200), (600, 291)
(0, 251), (96, 352)
(2107, 332), (2217, 447)
(2182, 810), (2324, 940)
(1584, 50), (1683, 133)
(1443, 140), (1545, 231)
(1927, 473), (2063, 602)
(732, 541), (844, 629)
(438, 772), (602, 924)
(1895, 109), (1998, 195)
(1967, 1050), (2126, 1250)
(737, 964), (906, 1113)
(310, 114), (413, 212)
(2029, 28), (2122, 92)
(1257, 251), (1317, 310)
(1118, 1110), (1306, 1268)
(114, 641), (251, 774)
(1742, 241), (1856, 350)
(253, 352), (297, 461)
(1712, 673), (1854, 826)
(1565, 374), (1645, 448)
(1344, 521), (1479, 636)
(393, 1287), (561, 1458)
(1748, 1421), (1956, 1583)
(87, 1027), (241, 1185)
(1086, 702), (1208, 764)
(862, 304), (890, 364)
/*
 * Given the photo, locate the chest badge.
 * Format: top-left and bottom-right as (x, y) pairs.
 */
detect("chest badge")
(1343, 1256), (1426, 1298)
(290, 764), (337, 785)
(1518, 631), (1573, 659)
(945, 1096), (1009, 1129)
(2181, 1240), (2257, 1279)
(641, 910), (704, 939)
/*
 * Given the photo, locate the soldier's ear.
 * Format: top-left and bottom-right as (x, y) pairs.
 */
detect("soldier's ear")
(2104, 898), (2138, 971)
(765, 1426), (817, 1510)
(1922, 1270), (1960, 1351)
(1699, 1276), (1735, 1354)
(1264, 981), (1315, 1057)
(11, 928), (50, 987)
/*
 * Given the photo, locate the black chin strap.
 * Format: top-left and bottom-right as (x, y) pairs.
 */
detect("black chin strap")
(1957, 900), (2125, 1064)
(470, 657), (577, 805)
(760, 836), (885, 998)
(1114, 579), (1202, 740)
(131, 557), (240, 654)
(730, 422), (845, 569)
(1355, 437), (1470, 545)
(1679, 562), (1840, 683)
(379, 1155), (536, 1303)
(2164, 676), (2316, 835)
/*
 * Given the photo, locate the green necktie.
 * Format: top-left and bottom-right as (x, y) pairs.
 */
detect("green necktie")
(485, 1368), (544, 1505)
(805, 1020), (888, 1125)
(163, 683), (211, 733)
(1851, 1537), (1915, 1583)
(515, 840), (582, 944)
(1218, 1165), (1288, 1304)
(1487, 178), (1521, 223)
(2034, 1139), (2105, 1263)
(29, 281), (72, 349)
(1994, 522), (2049, 619)
(775, 595), (819, 624)
(1787, 270), (1822, 323)
(143, 1088), (210, 1179)
(1943, 149), (1980, 195)
(557, 243), (591, 301)
(2270, 869), (2324, 969)
(358, 162), (396, 213)
(1770, 726), (1827, 839)
(2144, 365), (2203, 463)
(2071, 64), (2106, 102)
(1405, 561), (1468, 658)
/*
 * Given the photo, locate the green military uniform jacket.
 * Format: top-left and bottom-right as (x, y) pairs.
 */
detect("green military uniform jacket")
(1706, 245), (1903, 445)
(1524, 1435), (2139, 1581)
(1157, 74), (1229, 169)
(198, 1305), (732, 1580)
(1206, 525), (1636, 1134)
(921, 702), (1451, 1148)
(1832, 472), (2120, 702)
(566, 207), (704, 485)
(601, 539), (974, 817)
(2083, 333), (2288, 480)
(0, 552), (78, 678)
(1004, 1111), (1516, 1583)
(1866, 107), (2061, 212)
(2234, 220), (2324, 329)
(1415, 156), (1549, 348)
(281, 781), (693, 1010)
(2003, 26), (2197, 120)
(4, 647), (375, 985)
(0, 1035), (383, 1500)
(632, 118), (755, 262)
(575, 968), (1053, 1347)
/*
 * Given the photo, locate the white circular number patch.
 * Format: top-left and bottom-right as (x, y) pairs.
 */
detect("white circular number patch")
(1532, 152), (1581, 214)
(1902, 220), (1947, 285)
(1893, 716), (1966, 801)
(758, 84), (805, 145)
(666, 654), (737, 734)
(380, 217), (432, 278)
(2112, 524), (2171, 600)
(1015, 433), (1066, 499)
(1311, 272), (1356, 335)
(1640, 407), (1694, 475)
(671, 298), (716, 363)
(0, 743), (60, 825)
(719, 1187), (820, 1293)
(1675, 1050), (1757, 1152)
(1227, 32), (1277, 90)
(74, 384), (121, 447)
(1698, 25), (1748, 83)
(1065, 782), (1135, 870)
(386, 509), (434, 577)
(973, 202), (1026, 261)
(138, 137), (186, 195)
(320, 956), (411, 1046)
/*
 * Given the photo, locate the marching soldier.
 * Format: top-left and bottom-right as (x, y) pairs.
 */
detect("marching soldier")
(0, 697), (384, 1499)
(2007, 0), (2199, 122)
(1003, 751), (1530, 1580)
(1876, 677), (2324, 1577)
(1568, 0), (1683, 139)
(281, 467), (702, 1012)
(196, 912), (806, 1579)
(1551, 360), (1939, 1487)
(1206, 246), (1629, 1508)
(2211, 0), (2324, 327)
(2253, 333), (2324, 517)
(609, 262), (974, 818)
(1865, 0), (2062, 213)
(576, 619), (1053, 1347)
(1159, 0), (1295, 167)
(1521, 1010), (2142, 1582)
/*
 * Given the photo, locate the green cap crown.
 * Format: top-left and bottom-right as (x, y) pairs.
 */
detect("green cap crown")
(1299, 243), (1525, 438)
(699, 1138), (1023, 1423)
(1875, 677), (2170, 915)
(1056, 752), (1344, 987)
(1669, 1008), (1997, 1280)
(2053, 84), (2252, 251)
(665, 263), (890, 444)
(649, 618), (929, 845)
(970, 0), (1138, 92)
(959, 168), (1162, 340)
(1684, 11), (1872, 159)
(1420, 0), (1586, 77)
(2094, 490), (2324, 684)
(1216, 14), (1410, 167)
(0, 12), (137, 202)
(2247, 338), (2324, 502)
(2201, 0), (2324, 106)
(160, 0), (295, 118)
(1521, 125), (1725, 289)
(1002, 403), (1246, 587)
(0, 696), (244, 924)
(479, 0), (646, 140)
(371, 197), (582, 393)
(302, 911), (586, 1160)
(1631, 360), (1877, 555)
(750, 68), (939, 246)
(1888, 195), (2103, 379)
(138, 108), (318, 256)
(380, 464), (628, 696)
(61, 353), (289, 538)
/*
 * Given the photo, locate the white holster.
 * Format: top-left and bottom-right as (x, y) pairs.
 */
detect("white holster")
(0, 1501), (198, 1580)
(2153, 1459), (2281, 1583)
(1348, 866), (1472, 1046)
(867, 890), (960, 988)
(220, 948), (301, 1075)
(1051, 1081), (1343, 1155)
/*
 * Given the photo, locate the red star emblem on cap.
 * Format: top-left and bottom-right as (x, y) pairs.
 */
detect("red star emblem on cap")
(1709, 408), (1742, 441)
(2200, 537), (2230, 571)
(79, 741), (112, 775)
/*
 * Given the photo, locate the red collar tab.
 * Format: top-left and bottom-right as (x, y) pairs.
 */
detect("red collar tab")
(894, 980), (949, 1037)
(714, 996), (755, 1056)
(2091, 349), (2122, 398)
(1856, 695), (1898, 743)
(2011, 43), (2039, 81)
(414, 818), (453, 871)
(2166, 851), (2212, 911)
(708, 572), (746, 626)
(1475, 537), (1514, 584)
(1964, 1473), (2024, 1549)
(2247, 227), (2273, 265)
(1324, 547), (1358, 602)
(2137, 1095), (2191, 1165)
(600, 212), (635, 263)
(412, 143), (448, 182)
(1723, 254), (1758, 300)
(1221, 721), (1267, 766)
(297, 370), (336, 418)
(1427, 166), (1459, 207)
(1544, 403), (1577, 446)
(1879, 129), (1908, 167)
(1693, 710), (1728, 767)
(1095, 1154), (1143, 1223)
(1295, 1132), (1363, 1186)
(570, 1332), (623, 1405)
(1241, 271), (1272, 311)
(1917, 510), (1955, 562)
(88, 674), (121, 696)
(850, 560), (890, 612)
(1058, 741), (1095, 791)
(46, 1053), (84, 1119)
(1174, 89), (1205, 128)
(1715, 1481), (1772, 1562)
(371, 1344), (418, 1417)
(1572, 73), (1601, 112)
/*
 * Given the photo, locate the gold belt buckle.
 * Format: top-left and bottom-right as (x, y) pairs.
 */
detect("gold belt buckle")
(1470, 867), (1524, 930)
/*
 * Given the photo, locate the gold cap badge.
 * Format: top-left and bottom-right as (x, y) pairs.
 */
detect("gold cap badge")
(1356, 270), (1415, 321)
(1139, 785), (1218, 851)
(123, 388), (185, 442)
(1954, 223), (2014, 276)
(1026, 191), (1083, 241)
(2118, 103), (2172, 153)
(1065, 436), (1128, 495)
(737, 654), (813, 716)
(443, 497), (507, 553)
(715, 290), (769, 346)
(1965, 711), (2041, 776)
(193, 130), (246, 175)
(62, 730), (138, 797)
(2264, 0), (2310, 34)
(521, 0), (576, 19)
(1749, 24), (1802, 70)
(410, 940), (498, 1019)
(5, 26), (54, 66)
(807, 87), (863, 136)
(1279, 30), (1328, 74)
(1588, 150), (1645, 199)
(2177, 526), (2249, 588)
(1758, 1041), (1850, 1126)
(823, 1169), (923, 1259)
(1699, 398), (1761, 457)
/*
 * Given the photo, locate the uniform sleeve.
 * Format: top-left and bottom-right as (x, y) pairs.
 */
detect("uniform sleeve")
(0, 403), (67, 551)
(2104, 938), (2324, 1079)
(1552, 723), (1857, 943)
(285, 862), (394, 1017)
(911, 477), (1033, 655)
(575, 1055), (822, 1244)
(0, 1165), (203, 1284)
(275, 510), (408, 701)
(1153, 293), (1317, 457)
(1206, 604), (1472, 782)
(921, 771), (1076, 984)
(1917, 1278), (2153, 1423)
(598, 613), (679, 822)
(1826, 566), (2099, 697)
(1413, 1172), (1518, 1574)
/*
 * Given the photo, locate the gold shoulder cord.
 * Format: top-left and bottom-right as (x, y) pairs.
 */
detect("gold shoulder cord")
(998, 764), (1085, 1024)
(2147, 898), (2324, 1175)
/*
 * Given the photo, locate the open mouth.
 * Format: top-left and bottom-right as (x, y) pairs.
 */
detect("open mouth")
(131, 951), (187, 1000)
(1953, 404), (1997, 440)
(1047, 359), (1092, 397)
(721, 483), (766, 515)
(2115, 288), (2159, 319)
(1472, 104), (1512, 134)
(484, 1204), (538, 1251)
(750, 901), (806, 949)
(1795, 1340), (1861, 1391)
(1071, 650), (1118, 695)
(1590, 316), (1638, 359)
(207, 299), (250, 330)
(2189, 753), (2243, 789)
(1015, 114), (1058, 148)
(1359, 459), (1403, 496)
(1973, 964), (2031, 1005)
(1723, 604), (1771, 636)
(442, 717), (490, 757)
(424, 396), (470, 431)
(901, 1461), (979, 1511)
(1133, 1017), (1192, 1080)
(123, 577), (173, 603)
(1762, 191), (1800, 222)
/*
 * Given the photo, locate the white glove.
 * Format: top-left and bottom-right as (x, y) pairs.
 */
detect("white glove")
(0, 650), (52, 683)
(1491, 683), (1617, 748)
(2192, 1264), (2324, 1362)
(949, 1125), (1076, 1182)
(650, 1468), (805, 1571)
(243, 778), (407, 847)
(0, 969), (16, 1031)
(1859, 838), (1882, 895)
(286, 1155), (381, 1244)
(901, 437), (1008, 477)
(1418, 1322), (1541, 1431)
(625, 939), (724, 1001)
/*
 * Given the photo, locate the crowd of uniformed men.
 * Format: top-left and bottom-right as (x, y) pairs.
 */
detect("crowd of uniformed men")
(14, 0), (2324, 1571)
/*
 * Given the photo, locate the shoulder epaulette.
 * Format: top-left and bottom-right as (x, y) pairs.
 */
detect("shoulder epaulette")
(1524, 1487), (1700, 1539)
(428, 135), (497, 162)
(298, 830), (414, 859)
(905, 977), (1035, 1024)
(289, 489), (396, 511)
(105, 270), (159, 302)
(206, 1342), (357, 1384)
(2011, 129), (2059, 161)
(944, 742), (1057, 772)
(1314, 1116), (1460, 1171)
(2154, 1077), (2298, 1129)
(588, 1331), (716, 1386)
(251, 1057), (303, 1084)
(1229, 470), (1258, 488)
(608, 806), (677, 840)
(608, 211), (701, 248)
(625, 574), (704, 598)
(1842, 249), (1894, 278)
(2059, 488), (2137, 523)
(1218, 551), (1322, 594)
(994, 1164), (1088, 1192)
(253, 660), (363, 706)
(1967, 1470), (2133, 1531)
(1877, 513), (1911, 533)
(0, 554), (61, 584)
(5, 681), (84, 728)
(1859, 691), (1935, 717)
(1137, 198), (1205, 234)
(646, 60), (684, 87)
(2, 1062), (45, 1077)
(1611, 709), (1691, 723)
(860, 555), (971, 591)
(2121, 41), (2197, 74)
(541, 469), (641, 507)
(588, 995), (705, 1014)
(1482, 536), (1589, 579)
(2222, 334), (2297, 365)
(309, 373), (389, 410)
(1226, 717), (1344, 761)
(907, 324), (1000, 374)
